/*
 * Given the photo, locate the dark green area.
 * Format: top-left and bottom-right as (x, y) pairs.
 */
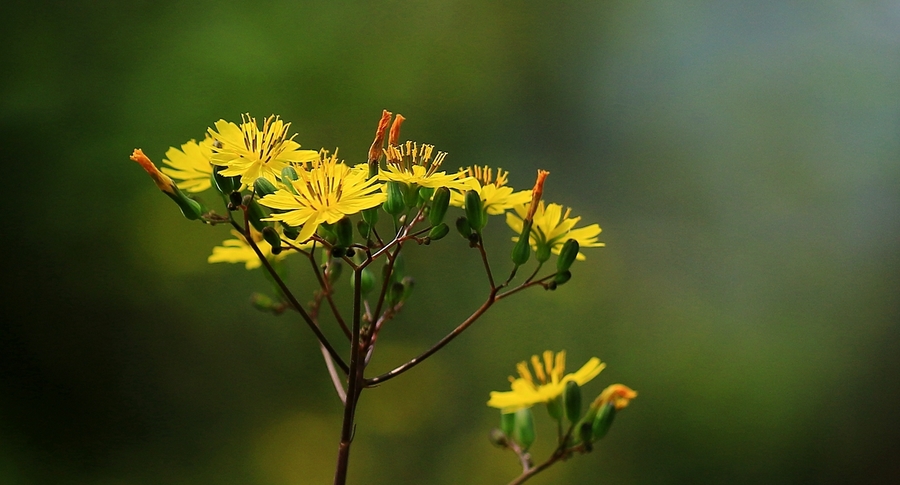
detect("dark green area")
(2, 1), (898, 484)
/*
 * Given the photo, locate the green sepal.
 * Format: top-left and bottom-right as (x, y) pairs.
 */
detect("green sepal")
(383, 181), (406, 215)
(282, 224), (300, 241)
(362, 207), (379, 226)
(281, 166), (299, 181)
(428, 223), (449, 241)
(335, 217), (353, 249)
(511, 220), (533, 266)
(464, 190), (485, 232)
(579, 422), (594, 452)
(455, 216), (472, 238)
(556, 239), (580, 272)
(254, 177), (278, 198)
(212, 165), (238, 195)
(400, 276), (415, 302)
(403, 183), (420, 208)
(500, 412), (516, 437)
(564, 381), (582, 423)
(418, 186), (435, 205)
(554, 270), (572, 286)
(535, 243), (552, 263)
(591, 402), (616, 441)
(513, 408), (536, 451)
(164, 187), (204, 220)
(429, 187), (451, 226)
(317, 222), (337, 245)
(246, 199), (269, 232)
(357, 220), (371, 240)
(261, 226), (282, 254)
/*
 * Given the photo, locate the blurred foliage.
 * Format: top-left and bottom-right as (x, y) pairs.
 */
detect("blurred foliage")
(1, 0), (899, 484)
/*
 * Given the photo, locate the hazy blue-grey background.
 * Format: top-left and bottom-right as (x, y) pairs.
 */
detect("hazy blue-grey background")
(2, 1), (899, 484)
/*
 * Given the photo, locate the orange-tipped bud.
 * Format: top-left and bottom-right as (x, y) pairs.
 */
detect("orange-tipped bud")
(388, 114), (405, 146)
(592, 384), (638, 411)
(525, 169), (549, 222)
(367, 109), (393, 164)
(130, 148), (176, 194)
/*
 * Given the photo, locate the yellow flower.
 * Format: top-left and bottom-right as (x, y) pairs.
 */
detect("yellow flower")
(593, 384), (638, 410)
(258, 150), (386, 243)
(378, 141), (470, 190)
(207, 114), (319, 187)
(487, 350), (605, 413)
(450, 166), (532, 215)
(160, 137), (214, 193)
(208, 228), (287, 270)
(506, 201), (604, 261)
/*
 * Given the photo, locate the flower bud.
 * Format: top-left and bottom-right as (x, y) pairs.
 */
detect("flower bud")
(357, 220), (371, 240)
(455, 216), (472, 238)
(564, 381), (582, 423)
(213, 165), (239, 195)
(327, 260), (343, 284)
(400, 276), (415, 302)
(382, 181), (406, 215)
(513, 408), (536, 450)
(261, 226), (282, 254)
(246, 199), (270, 232)
(535, 243), (551, 263)
(418, 186), (435, 206)
(335, 217), (354, 249)
(554, 270), (572, 286)
(250, 293), (276, 312)
(428, 223), (449, 241)
(281, 166), (299, 181)
(557, 239), (580, 272)
(166, 188), (204, 220)
(429, 187), (451, 227)
(362, 207), (379, 226)
(254, 177), (278, 198)
(591, 402), (616, 440)
(351, 267), (375, 295)
(464, 190), (485, 232)
(489, 428), (509, 448)
(282, 225), (300, 240)
(228, 191), (243, 208)
(579, 422), (594, 452)
(500, 412), (516, 437)
(511, 220), (533, 266)
(546, 395), (563, 421)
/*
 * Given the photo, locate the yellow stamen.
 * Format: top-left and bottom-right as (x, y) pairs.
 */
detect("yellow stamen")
(531, 355), (546, 384)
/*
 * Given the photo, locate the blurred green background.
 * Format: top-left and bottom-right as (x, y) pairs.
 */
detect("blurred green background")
(2, 1), (899, 484)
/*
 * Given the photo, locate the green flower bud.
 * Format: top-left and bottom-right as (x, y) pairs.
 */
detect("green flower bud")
(382, 181), (406, 215)
(317, 222), (337, 244)
(228, 191), (243, 209)
(511, 220), (533, 266)
(564, 381), (582, 423)
(546, 395), (563, 421)
(357, 220), (371, 240)
(351, 267), (375, 295)
(429, 187), (451, 226)
(254, 177), (278, 198)
(489, 428), (509, 448)
(500, 412), (516, 437)
(282, 225), (300, 241)
(428, 223), (449, 241)
(387, 281), (405, 306)
(261, 226), (282, 254)
(557, 239), (580, 272)
(327, 260), (343, 284)
(464, 190), (485, 232)
(418, 186), (435, 205)
(281, 166), (299, 181)
(513, 408), (536, 451)
(535, 243), (552, 263)
(165, 188), (204, 220)
(246, 199), (269, 232)
(455, 216), (472, 238)
(591, 402), (616, 441)
(362, 207), (379, 226)
(335, 217), (353, 249)
(579, 422), (594, 452)
(401, 276), (415, 301)
(554, 270), (572, 286)
(212, 165), (238, 195)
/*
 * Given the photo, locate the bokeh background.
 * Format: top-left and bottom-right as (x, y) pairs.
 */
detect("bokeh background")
(2, 1), (899, 484)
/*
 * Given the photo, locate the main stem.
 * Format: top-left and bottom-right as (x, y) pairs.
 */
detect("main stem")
(333, 265), (366, 485)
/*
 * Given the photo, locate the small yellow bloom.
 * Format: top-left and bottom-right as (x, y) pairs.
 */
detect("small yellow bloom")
(378, 141), (470, 191)
(160, 137), (214, 193)
(487, 350), (605, 413)
(208, 228), (287, 270)
(506, 201), (604, 261)
(593, 384), (638, 410)
(207, 114), (319, 187)
(450, 166), (532, 215)
(259, 150), (386, 243)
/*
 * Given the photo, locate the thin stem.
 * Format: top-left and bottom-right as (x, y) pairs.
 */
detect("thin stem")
(320, 342), (347, 405)
(365, 289), (497, 386)
(496, 273), (557, 301)
(304, 246), (351, 340)
(232, 216), (349, 374)
(476, 237), (496, 290)
(505, 445), (583, 485)
(333, 266), (366, 485)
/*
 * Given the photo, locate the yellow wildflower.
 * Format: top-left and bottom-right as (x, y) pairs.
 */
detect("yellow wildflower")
(378, 141), (470, 191)
(259, 150), (386, 243)
(506, 201), (604, 261)
(209, 228), (287, 270)
(450, 166), (532, 215)
(487, 350), (605, 413)
(207, 114), (319, 186)
(160, 137), (214, 193)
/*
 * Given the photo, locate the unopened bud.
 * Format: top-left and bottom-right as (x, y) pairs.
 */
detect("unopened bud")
(357, 220), (371, 240)
(403, 183), (419, 208)
(246, 199), (269, 232)
(557, 239), (580, 272)
(546, 395), (563, 421)
(513, 408), (536, 451)
(579, 422), (594, 451)
(254, 177), (278, 198)
(261, 226), (282, 254)
(591, 402), (616, 440)
(455, 216), (472, 238)
(464, 190), (485, 232)
(500, 412), (516, 437)
(564, 381), (582, 423)
(428, 223), (449, 241)
(281, 166), (299, 181)
(327, 260), (343, 284)
(362, 207), (379, 226)
(418, 186), (435, 206)
(489, 428), (509, 448)
(382, 181), (406, 215)
(335, 217), (353, 249)
(228, 191), (243, 208)
(535, 243), (551, 263)
(251, 293), (276, 312)
(167, 188), (204, 220)
(351, 267), (375, 295)
(429, 187), (451, 226)
(554, 270), (572, 286)
(213, 165), (238, 195)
